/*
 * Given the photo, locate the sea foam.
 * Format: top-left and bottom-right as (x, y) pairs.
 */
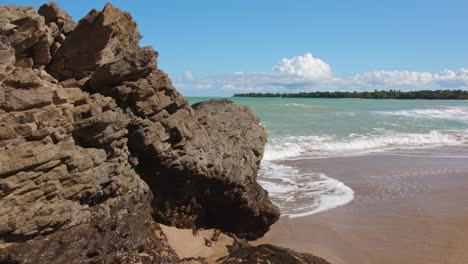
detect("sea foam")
(259, 129), (468, 217)
(258, 161), (354, 218)
(258, 104), (468, 218)
(274, 103), (323, 108)
(264, 130), (468, 160)
(373, 106), (468, 123)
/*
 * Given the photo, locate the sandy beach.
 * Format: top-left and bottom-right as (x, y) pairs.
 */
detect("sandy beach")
(256, 146), (468, 264)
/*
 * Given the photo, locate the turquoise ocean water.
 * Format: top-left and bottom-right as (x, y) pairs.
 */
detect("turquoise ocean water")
(188, 97), (468, 217)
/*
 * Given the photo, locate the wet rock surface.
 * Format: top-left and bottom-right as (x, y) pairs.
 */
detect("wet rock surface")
(0, 2), (329, 263)
(219, 244), (332, 264)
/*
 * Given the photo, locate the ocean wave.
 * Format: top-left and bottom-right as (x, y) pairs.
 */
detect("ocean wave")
(372, 106), (468, 122)
(264, 129), (468, 160)
(258, 161), (354, 218)
(260, 129), (468, 218)
(259, 105), (468, 218)
(273, 103), (322, 108)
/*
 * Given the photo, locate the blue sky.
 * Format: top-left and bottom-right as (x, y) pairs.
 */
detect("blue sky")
(3, 0), (468, 95)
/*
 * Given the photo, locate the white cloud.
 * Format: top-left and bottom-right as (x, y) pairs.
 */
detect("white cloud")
(195, 80), (213, 90)
(434, 68), (468, 87)
(173, 70), (195, 83)
(180, 70), (195, 82)
(173, 53), (468, 94)
(272, 53), (333, 80)
(354, 70), (434, 87)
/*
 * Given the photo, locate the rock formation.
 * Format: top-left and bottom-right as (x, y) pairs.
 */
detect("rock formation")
(0, 2), (330, 263)
(219, 245), (331, 264)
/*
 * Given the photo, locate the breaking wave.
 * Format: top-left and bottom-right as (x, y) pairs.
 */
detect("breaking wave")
(372, 106), (468, 123)
(258, 161), (354, 218)
(264, 130), (468, 160)
(259, 129), (468, 217)
(258, 104), (468, 218)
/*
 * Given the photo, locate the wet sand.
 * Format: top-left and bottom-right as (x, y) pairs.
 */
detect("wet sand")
(256, 147), (468, 264)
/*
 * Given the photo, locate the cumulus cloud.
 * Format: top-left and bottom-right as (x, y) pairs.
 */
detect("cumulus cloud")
(272, 53), (333, 80)
(173, 53), (468, 94)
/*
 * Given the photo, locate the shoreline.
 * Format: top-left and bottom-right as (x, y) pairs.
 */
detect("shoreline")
(256, 147), (468, 263)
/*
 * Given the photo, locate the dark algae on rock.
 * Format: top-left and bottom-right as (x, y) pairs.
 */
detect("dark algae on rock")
(0, 2), (330, 263)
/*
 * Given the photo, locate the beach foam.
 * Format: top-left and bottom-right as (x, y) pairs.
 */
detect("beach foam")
(258, 161), (354, 218)
(254, 102), (468, 218)
(260, 129), (468, 217)
(264, 129), (468, 160)
(372, 106), (468, 123)
(274, 103), (324, 108)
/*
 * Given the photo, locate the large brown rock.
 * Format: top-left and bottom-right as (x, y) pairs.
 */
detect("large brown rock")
(94, 64), (279, 238)
(0, 2), (73, 68)
(1, 200), (178, 264)
(219, 244), (332, 264)
(38, 2), (75, 34)
(0, 65), (177, 263)
(0, 2), (330, 264)
(136, 99), (280, 239)
(88, 46), (158, 90)
(0, 5), (46, 55)
(48, 3), (140, 80)
(84, 31), (278, 238)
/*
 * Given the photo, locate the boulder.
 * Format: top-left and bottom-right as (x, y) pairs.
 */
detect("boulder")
(132, 99), (280, 239)
(101, 68), (279, 238)
(1, 202), (179, 264)
(219, 244), (332, 264)
(0, 66), (176, 262)
(0, 2), (330, 264)
(48, 3), (140, 80)
(82, 27), (279, 238)
(30, 26), (54, 65)
(38, 2), (75, 34)
(0, 2), (74, 68)
(0, 5), (46, 55)
(88, 46), (157, 90)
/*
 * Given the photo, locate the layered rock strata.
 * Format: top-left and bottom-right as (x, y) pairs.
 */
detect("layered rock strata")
(0, 2), (329, 263)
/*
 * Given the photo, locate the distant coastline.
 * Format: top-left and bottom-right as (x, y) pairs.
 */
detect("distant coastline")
(234, 90), (468, 100)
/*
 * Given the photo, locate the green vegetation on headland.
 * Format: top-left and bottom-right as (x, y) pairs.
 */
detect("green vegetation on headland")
(233, 90), (468, 100)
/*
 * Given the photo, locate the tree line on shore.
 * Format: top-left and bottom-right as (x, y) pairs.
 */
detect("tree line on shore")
(233, 90), (468, 100)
